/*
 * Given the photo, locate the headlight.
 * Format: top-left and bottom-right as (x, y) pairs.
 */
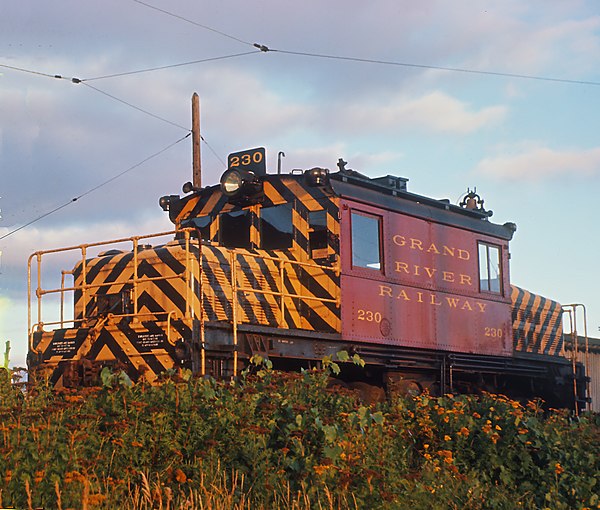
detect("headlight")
(221, 169), (244, 195)
(219, 168), (262, 201)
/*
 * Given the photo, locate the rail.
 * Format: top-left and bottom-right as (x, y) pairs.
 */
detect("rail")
(27, 229), (197, 353)
(228, 249), (340, 377)
(28, 229), (341, 378)
(562, 304), (590, 414)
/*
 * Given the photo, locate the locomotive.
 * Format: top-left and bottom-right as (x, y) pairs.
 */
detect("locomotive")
(27, 147), (588, 410)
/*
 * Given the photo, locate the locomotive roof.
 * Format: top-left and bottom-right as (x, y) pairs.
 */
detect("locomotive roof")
(170, 167), (517, 241)
(328, 168), (517, 241)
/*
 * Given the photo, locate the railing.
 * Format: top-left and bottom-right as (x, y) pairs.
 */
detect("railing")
(562, 304), (590, 414)
(27, 228), (341, 378)
(228, 249), (341, 376)
(27, 229), (198, 354)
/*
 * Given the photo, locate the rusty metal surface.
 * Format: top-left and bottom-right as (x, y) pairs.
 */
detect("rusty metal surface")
(339, 199), (512, 357)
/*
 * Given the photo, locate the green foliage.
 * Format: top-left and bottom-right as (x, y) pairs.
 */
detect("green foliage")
(0, 369), (598, 509)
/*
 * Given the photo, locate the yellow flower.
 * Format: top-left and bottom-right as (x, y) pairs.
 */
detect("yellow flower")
(444, 435), (452, 441)
(554, 463), (564, 475)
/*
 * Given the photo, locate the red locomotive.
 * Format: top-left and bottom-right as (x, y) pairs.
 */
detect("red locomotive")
(28, 147), (588, 410)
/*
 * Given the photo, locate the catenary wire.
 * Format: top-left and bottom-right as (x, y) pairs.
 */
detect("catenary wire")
(0, 60), (228, 164)
(132, 0), (253, 47)
(0, 134), (190, 242)
(124, 0), (600, 88)
(81, 82), (190, 131)
(265, 47), (600, 87)
(81, 51), (260, 81)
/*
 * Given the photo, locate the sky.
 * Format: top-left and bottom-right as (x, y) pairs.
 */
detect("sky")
(1, 0), (599, 367)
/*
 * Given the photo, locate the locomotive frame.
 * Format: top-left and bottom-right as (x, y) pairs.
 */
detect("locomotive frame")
(27, 147), (589, 411)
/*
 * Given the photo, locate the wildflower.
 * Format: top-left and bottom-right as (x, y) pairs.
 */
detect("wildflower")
(314, 464), (334, 476)
(457, 427), (470, 437)
(518, 428), (528, 435)
(444, 435), (452, 441)
(473, 412), (481, 419)
(437, 450), (454, 464)
(175, 469), (187, 483)
(495, 425), (502, 431)
(554, 463), (564, 475)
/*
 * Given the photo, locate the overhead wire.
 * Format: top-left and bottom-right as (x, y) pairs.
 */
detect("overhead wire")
(1, 58), (231, 169)
(265, 47), (600, 87)
(81, 50), (260, 81)
(130, 0), (600, 88)
(0, 133), (190, 241)
(81, 82), (190, 131)
(131, 0), (254, 47)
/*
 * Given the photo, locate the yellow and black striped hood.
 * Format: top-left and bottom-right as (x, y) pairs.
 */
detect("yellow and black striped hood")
(511, 285), (563, 357)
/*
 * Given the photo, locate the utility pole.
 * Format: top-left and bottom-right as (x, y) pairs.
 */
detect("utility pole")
(192, 93), (202, 189)
(2, 341), (9, 370)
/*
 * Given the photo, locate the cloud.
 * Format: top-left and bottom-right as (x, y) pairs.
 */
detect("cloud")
(337, 91), (506, 135)
(475, 146), (600, 181)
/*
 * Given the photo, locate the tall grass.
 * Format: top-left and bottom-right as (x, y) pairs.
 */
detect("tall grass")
(0, 366), (598, 509)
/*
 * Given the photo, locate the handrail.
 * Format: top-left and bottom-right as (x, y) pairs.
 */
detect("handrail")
(28, 229), (341, 378)
(562, 304), (590, 414)
(27, 229), (195, 352)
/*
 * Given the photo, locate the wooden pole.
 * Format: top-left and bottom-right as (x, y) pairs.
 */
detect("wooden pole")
(192, 93), (201, 188)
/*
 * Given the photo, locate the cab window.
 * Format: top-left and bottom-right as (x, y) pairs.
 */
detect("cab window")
(220, 210), (251, 249)
(478, 242), (502, 293)
(351, 211), (382, 270)
(260, 204), (293, 250)
(309, 210), (328, 257)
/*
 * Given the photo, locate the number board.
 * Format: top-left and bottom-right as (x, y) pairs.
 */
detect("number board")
(227, 147), (266, 176)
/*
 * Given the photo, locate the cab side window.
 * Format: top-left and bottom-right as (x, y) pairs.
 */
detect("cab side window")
(351, 211), (382, 270)
(478, 242), (502, 293)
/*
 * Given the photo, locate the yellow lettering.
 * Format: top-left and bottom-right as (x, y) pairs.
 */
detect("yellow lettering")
(446, 297), (460, 308)
(442, 271), (455, 282)
(424, 267), (437, 278)
(443, 246), (455, 257)
(395, 261), (409, 274)
(462, 301), (474, 311)
(427, 243), (440, 254)
(458, 249), (470, 261)
(392, 235), (406, 246)
(430, 294), (442, 306)
(477, 303), (487, 313)
(460, 274), (472, 286)
(379, 285), (393, 297)
(416, 291), (424, 303)
(397, 290), (411, 301)
(410, 238), (423, 250)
